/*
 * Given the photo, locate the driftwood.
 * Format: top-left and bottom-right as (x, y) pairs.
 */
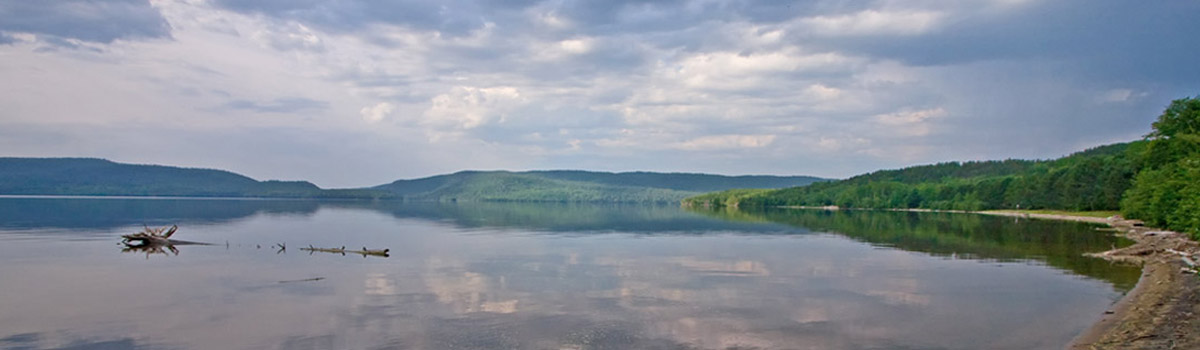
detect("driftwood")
(121, 225), (207, 246)
(121, 225), (178, 246)
(120, 225), (208, 258)
(1165, 248), (1200, 275)
(301, 245), (390, 258)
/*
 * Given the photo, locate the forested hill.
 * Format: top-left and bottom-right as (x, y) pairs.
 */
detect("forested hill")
(684, 96), (1200, 238)
(528, 171), (825, 192)
(685, 142), (1140, 212)
(372, 171), (826, 203)
(0, 158), (384, 198)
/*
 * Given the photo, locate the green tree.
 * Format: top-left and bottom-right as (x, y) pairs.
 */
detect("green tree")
(1149, 96), (1200, 139)
(1122, 96), (1200, 237)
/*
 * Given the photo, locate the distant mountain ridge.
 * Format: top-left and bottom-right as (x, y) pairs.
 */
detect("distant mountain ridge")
(373, 170), (826, 203)
(0, 158), (827, 202)
(0, 157), (367, 198)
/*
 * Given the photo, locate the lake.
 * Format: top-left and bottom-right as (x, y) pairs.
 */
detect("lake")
(0, 197), (1138, 350)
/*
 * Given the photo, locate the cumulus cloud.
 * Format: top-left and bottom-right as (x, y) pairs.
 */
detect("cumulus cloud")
(804, 84), (843, 101)
(531, 37), (596, 61)
(666, 48), (860, 91)
(360, 102), (396, 123)
(421, 86), (525, 133)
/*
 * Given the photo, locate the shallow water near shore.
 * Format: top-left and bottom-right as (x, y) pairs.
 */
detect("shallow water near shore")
(0, 198), (1138, 350)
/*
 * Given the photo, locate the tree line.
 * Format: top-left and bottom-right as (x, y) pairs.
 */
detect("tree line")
(685, 96), (1200, 238)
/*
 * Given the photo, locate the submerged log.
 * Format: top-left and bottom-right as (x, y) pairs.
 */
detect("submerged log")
(301, 245), (389, 258)
(354, 247), (390, 257)
(301, 245), (347, 255)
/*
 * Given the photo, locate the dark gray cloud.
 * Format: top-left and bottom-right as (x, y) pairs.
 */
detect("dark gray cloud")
(0, 0), (171, 43)
(31, 36), (104, 53)
(800, 1), (1200, 86)
(216, 97), (330, 114)
(211, 0), (519, 37)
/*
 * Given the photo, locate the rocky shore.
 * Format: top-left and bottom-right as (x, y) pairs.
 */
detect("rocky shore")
(980, 211), (1199, 349)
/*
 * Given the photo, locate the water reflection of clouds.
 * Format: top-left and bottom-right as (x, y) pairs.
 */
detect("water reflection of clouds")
(356, 234), (1094, 350)
(363, 242), (898, 349)
(0, 202), (1132, 350)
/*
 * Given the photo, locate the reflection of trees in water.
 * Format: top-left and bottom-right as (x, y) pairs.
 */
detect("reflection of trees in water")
(0, 198), (1139, 289)
(0, 197), (320, 230)
(0, 198), (792, 235)
(0, 198), (1143, 291)
(346, 201), (804, 235)
(688, 207), (1142, 291)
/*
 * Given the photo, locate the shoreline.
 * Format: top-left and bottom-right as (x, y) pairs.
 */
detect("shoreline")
(1054, 215), (1200, 350)
(781, 206), (1199, 349)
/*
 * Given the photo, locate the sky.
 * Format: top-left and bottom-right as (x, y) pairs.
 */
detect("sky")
(1, 0), (1197, 188)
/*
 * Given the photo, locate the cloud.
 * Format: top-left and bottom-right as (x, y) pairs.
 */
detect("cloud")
(871, 107), (947, 138)
(531, 37), (596, 61)
(208, 0), (511, 37)
(3, 0), (1199, 185)
(804, 84), (843, 101)
(1097, 89), (1147, 104)
(360, 102), (396, 123)
(668, 48), (860, 91)
(0, 0), (171, 44)
(800, 10), (945, 36)
(873, 108), (946, 125)
(217, 97), (330, 114)
(673, 134), (777, 151)
(421, 86), (525, 132)
(252, 22), (325, 52)
(816, 136), (869, 152)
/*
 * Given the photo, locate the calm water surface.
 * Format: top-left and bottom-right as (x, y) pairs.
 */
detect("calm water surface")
(0, 198), (1138, 350)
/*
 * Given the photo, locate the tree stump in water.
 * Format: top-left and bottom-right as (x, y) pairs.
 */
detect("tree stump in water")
(121, 225), (178, 246)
